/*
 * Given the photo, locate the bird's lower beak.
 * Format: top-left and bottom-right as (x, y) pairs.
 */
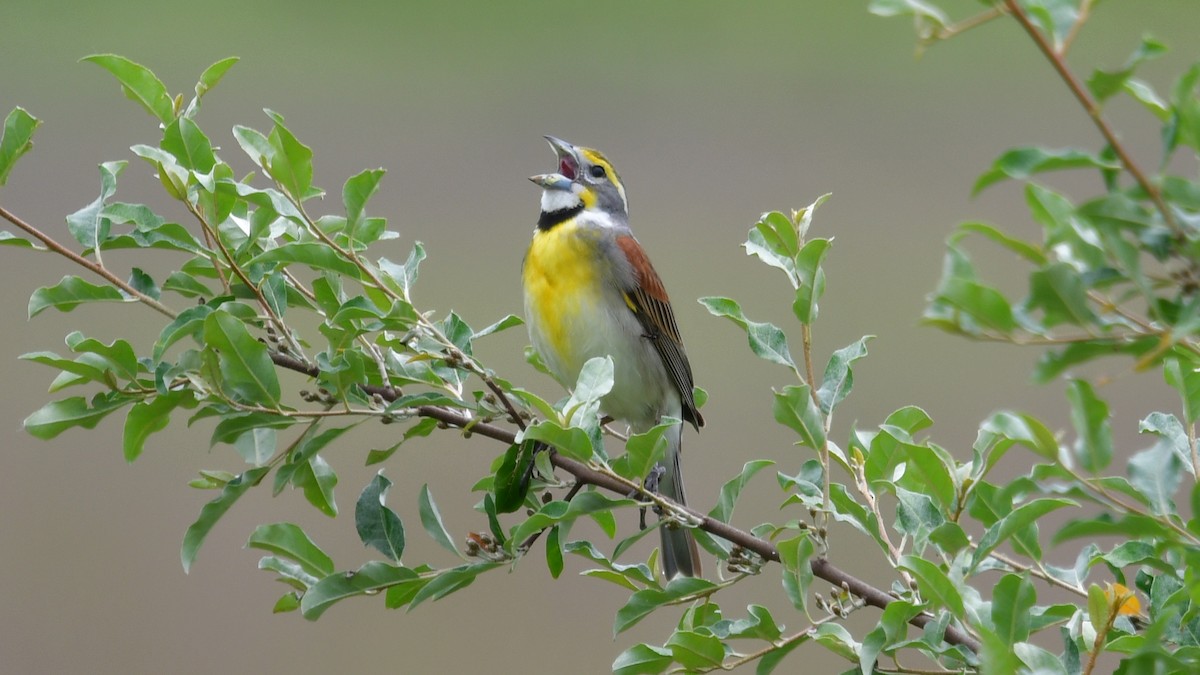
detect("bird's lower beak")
(529, 173), (574, 191)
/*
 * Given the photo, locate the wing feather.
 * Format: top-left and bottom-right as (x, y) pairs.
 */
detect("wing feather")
(616, 235), (704, 430)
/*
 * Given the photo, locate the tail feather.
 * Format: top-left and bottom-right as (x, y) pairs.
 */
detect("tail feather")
(658, 427), (701, 579)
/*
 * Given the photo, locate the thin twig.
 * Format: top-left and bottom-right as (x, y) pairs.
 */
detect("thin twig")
(926, 5), (1009, 44)
(1003, 0), (1182, 237)
(1059, 0), (1095, 56)
(184, 202), (309, 363)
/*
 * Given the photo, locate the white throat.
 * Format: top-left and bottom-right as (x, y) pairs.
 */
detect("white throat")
(540, 189), (581, 213)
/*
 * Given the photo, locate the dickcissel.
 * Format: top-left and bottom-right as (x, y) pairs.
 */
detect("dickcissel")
(522, 136), (704, 578)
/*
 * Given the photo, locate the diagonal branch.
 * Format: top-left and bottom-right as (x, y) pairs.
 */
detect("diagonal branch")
(268, 350), (983, 654)
(1002, 0), (1182, 237)
(0, 203), (178, 319)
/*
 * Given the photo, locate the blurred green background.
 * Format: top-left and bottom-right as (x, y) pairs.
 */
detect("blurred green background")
(2, 1), (1198, 673)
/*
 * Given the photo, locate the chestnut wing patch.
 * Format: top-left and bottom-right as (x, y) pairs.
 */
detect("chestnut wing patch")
(616, 236), (704, 430)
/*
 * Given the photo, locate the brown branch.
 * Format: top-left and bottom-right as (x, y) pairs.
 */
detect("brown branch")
(267, 352), (982, 654)
(0, 203), (178, 319)
(1002, 0), (1182, 237)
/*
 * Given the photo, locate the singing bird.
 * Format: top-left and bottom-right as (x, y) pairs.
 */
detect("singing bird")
(522, 136), (703, 578)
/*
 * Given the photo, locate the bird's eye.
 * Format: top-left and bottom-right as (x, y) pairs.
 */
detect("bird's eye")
(589, 165), (606, 179)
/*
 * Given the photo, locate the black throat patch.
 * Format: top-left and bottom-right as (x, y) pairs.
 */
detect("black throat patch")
(537, 205), (583, 231)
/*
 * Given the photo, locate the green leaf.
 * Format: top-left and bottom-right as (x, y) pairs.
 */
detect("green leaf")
(0, 107), (41, 186)
(1087, 35), (1167, 103)
(757, 638), (804, 675)
(1164, 357), (1200, 425)
(934, 277), (1017, 334)
(710, 459), (774, 523)
(0, 231), (41, 248)
(194, 57), (239, 100)
(773, 385), (826, 450)
(20, 351), (111, 390)
(418, 484), (462, 558)
(29, 275), (128, 317)
(377, 242), (425, 301)
(365, 417), (437, 465)
(343, 168), (385, 231)
(793, 238), (831, 324)
(612, 643), (673, 675)
(545, 525), (564, 578)
(181, 466), (268, 572)
(813, 623), (861, 662)
(617, 420), (675, 483)
(898, 555), (963, 616)
(406, 562), (501, 610)
(66, 332), (139, 381)
(66, 160), (124, 253)
(123, 391), (189, 462)
(472, 314), (524, 340)
(1028, 263), (1099, 328)
(895, 487), (946, 550)
(291, 454), (338, 517)
(568, 355), (614, 412)
(355, 473), (405, 562)
(1067, 379), (1113, 472)
(233, 427), (276, 466)
(203, 311), (281, 406)
(614, 576), (718, 634)
(745, 211), (799, 283)
(210, 411), (295, 447)
(860, 600), (920, 675)
(82, 54), (174, 124)
(232, 125), (272, 169)
(1014, 643), (1068, 675)
(154, 304), (213, 359)
(24, 393), (131, 440)
(1139, 412), (1194, 478)
(522, 420), (594, 462)
(666, 630), (724, 670)
(971, 498), (1075, 570)
(264, 110), (316, 201)
(127, 268), (161, 300)
(974, 147), (1120, 194)
(493, 440), (536, 513)
(699, 296), (796, 369)
(301, 561), (417, 620)
(510, 492), (634, 544)
(160, 117), (215, 172)
(778, 533), (815, 612)
(954, 221), (1047, 265)
(1128, 436), (1183, 516)
(246, 242), (362, 278)
(711, 605), (783, 642)
(977, 411), (1060, 463)
(1087, 583), (1109, 633)
(272, 592), (301, 614)
(246, 522), (334, 577)
(898, 439), (957, 512)
(817, 336), (873, 416)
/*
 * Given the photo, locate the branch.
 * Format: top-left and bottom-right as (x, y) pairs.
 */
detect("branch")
(0, 203), (178, 319)
(1002, 0), (1182, 237)
(267, 352), (983, 654)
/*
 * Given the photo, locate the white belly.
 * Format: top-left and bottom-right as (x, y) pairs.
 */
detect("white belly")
(527, 286), (678, 431)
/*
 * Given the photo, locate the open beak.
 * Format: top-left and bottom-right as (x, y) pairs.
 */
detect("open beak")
(529, 135), (581, 191)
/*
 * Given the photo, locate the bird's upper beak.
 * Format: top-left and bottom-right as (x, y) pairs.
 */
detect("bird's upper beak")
(529, 135), (580, 191)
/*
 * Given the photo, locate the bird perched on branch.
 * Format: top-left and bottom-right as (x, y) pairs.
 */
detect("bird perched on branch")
(522, 136), (704, 578)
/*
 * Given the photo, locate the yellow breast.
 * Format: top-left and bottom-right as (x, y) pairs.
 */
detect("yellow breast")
(522, 221), (605, 379)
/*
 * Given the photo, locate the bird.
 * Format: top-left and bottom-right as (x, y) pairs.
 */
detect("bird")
(522, 136), (704, 578)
